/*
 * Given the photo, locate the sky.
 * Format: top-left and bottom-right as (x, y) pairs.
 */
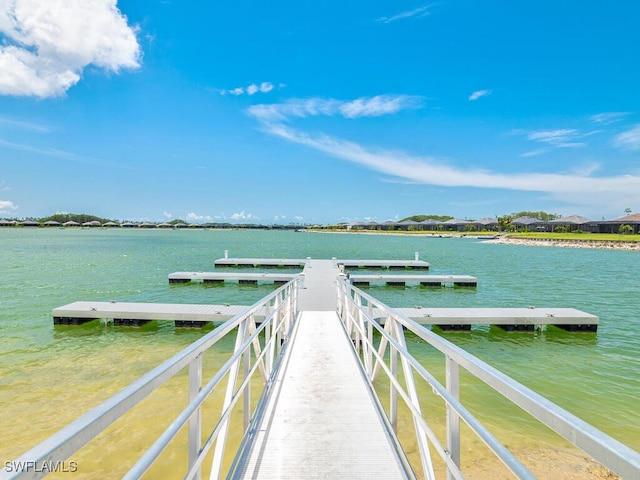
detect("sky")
(1, 1), (640, 224)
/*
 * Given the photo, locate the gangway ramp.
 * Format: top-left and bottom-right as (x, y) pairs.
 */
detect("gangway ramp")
(234, 311), (411, 479)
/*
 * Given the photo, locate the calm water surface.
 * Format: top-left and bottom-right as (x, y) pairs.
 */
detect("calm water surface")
(0, 229), (638, 477)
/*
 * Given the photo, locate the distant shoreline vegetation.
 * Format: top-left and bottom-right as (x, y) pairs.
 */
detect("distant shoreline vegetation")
(1, 211), (639, 240)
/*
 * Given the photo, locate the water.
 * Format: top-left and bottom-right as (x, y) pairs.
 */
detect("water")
(0, 229), (638, 477)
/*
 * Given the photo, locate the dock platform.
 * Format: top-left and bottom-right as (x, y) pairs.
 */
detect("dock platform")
(395, 307), (599, 332)
(214, 256), (430, 270)
(52, 301), (250, 326)
(168, 272), (296, 285)
(351, 274), (477, 287)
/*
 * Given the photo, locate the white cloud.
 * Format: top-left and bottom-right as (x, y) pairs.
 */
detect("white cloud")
(469, 89), (491, 101)
(163, 211), (172, 219)
(231, 210), (254, 220)
(0, 199), (18, 214)
(247, 96), (640, 211)
(377, 5), (430, 23)
(221, 82), (275, 96)
(614, 124), (640, 151)
(590, 112), (630, 125)
(0, 0), (141, 98)
(247, 95), (421, 123)
(186, 212), (212, 222)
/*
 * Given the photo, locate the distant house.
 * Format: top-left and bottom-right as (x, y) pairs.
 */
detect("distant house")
(103, 222), (121, 228)
(549, 215), (596, 233)
(441, 218), (469, 232)
(0, 220), (16, 227)
(21, 220), (40, 227)
(599, 213), (640, 234)
(396, 219), (420, 231)
(419, 219), (442, 231)
(43, 221), (61, 227)
(83, 221), (102, 227)
(63, 221), (80, 227)
(471, 217), (498, 231)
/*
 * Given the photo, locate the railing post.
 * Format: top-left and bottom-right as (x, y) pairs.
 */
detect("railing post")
(244, 316), (253, 430)
(188, 353), (202, 480)
(390, 324), (398, 434)
(446, 355), (461, 480)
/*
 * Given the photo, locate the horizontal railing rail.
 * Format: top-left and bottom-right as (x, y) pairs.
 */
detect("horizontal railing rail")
(5, 278), (300, 480)
(337, 278), (640, 479)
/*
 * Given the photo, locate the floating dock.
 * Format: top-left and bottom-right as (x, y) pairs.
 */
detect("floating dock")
(168, 272), (296, 285)
(214, 256), (430, 270)
(351, 274), (477, 287)
(394, 307), (598, 332)
(52, 302), (598, 331)
(52, 301), (251, 327)
(52, 255), (597, 332)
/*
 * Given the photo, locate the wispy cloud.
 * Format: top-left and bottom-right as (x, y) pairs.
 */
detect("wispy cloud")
(0, 137), (134, 169)
(247, 95), (422, 122)
(377, 5), (431, 23)
(469, 89), (491, 101)
(521, 148), (547, 157)
(220, 82), (275, 96)
(614, 124), (640, 150)
(247, 96), (640, 210)
(520, 128), (594, 149)
(590, 112), (631, 125)
(0, 116), (50, 133)
(0, 0), (140, 97)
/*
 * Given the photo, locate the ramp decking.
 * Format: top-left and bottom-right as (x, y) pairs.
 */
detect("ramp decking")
(235, 311), (409, 479)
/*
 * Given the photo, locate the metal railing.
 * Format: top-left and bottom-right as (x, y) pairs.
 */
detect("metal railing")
(5, 279), (300, 480)
(337, 278), (640, 479)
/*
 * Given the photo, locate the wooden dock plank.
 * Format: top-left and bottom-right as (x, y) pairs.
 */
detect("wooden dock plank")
(236, 311), (409, 479)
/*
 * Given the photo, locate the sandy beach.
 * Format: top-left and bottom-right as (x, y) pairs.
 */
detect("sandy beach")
(484, 236), (640, 251)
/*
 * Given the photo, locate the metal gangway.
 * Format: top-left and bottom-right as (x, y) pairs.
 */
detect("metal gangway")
(5, 261), (640, 479)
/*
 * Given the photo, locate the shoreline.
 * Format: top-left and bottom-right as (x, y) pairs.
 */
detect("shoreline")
(484, 236), (640, 251)
(305, 229), (640, 251)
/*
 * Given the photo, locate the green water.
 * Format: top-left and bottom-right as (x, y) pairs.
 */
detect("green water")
(0, 229), (638, 477)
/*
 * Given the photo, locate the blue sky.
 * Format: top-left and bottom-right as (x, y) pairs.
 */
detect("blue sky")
(1, 1), (639, 224)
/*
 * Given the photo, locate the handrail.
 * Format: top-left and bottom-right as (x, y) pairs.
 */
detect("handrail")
(336, 278), (640, 479)
(5, 278), (300, 480)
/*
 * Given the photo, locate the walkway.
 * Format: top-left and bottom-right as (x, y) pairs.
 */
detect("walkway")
(235, 259), (410, 479)
(236, 311), (409, 479)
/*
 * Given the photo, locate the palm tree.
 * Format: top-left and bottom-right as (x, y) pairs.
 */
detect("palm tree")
(497, 215), (513, 232)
